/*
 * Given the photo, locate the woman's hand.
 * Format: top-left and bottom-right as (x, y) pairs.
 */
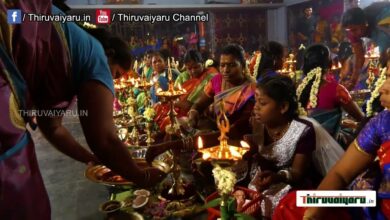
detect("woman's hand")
(187, 109), (199, 128)
(256, 170), (283, 191)
(141, 167), (167, 187)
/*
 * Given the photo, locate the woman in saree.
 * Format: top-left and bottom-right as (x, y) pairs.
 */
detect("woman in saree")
(0, 3), (166, 219)
(154, 49), (218, 131)
(137, 50), (154, 81)
(137, 49), (180, 111)
(275, 61), (390, 220)
(188, 44), (256, 139)
(297, 44), (364, 144)
(144, 76), (344, 216)
(254, 41), (284, 82)
(340, 3), (390, 91)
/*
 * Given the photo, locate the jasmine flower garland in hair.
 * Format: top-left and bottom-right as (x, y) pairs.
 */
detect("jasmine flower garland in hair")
(205, 59), (214, 68)
(366, 67), (387, 117)
(252, 52), (262, 79)
(308, 68), (322, 108)
(296, 67), (322, 114)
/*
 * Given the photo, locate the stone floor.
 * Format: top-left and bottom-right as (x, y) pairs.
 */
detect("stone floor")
(33, 114), (108, 220)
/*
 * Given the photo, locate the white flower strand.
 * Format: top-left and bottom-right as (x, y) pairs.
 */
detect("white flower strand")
(366, 67), (387, 117)
(252, 52), (262, 79)
(296, 67), (322, 115)
(212, 164), (236, 195)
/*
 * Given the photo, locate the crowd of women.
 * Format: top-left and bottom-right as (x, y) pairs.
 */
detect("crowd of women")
(1, 0), (390, 219)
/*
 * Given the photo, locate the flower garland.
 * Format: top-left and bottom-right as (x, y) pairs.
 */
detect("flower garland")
(252, 52), (262, 79)
(205, 59), (214, 68)
(296, 67), (323, 115)
(366, 67), (387, 117)
(212, 164), (236, 195)
(143, 106), (156, 121)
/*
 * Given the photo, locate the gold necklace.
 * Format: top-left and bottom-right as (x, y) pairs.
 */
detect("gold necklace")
(266, 122), (291, 142)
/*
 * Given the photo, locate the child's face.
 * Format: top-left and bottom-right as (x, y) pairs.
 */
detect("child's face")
(379, 62), (390, 109)
(253, 88), (284, 124)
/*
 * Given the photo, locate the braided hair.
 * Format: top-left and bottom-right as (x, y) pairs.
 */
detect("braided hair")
(299, 44), (331, 108)
(256, 41), (284, 80)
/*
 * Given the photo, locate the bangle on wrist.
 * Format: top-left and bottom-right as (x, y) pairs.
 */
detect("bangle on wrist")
(277, 169), (292, 182)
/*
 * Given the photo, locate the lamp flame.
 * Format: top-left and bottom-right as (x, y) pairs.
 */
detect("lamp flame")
(198, 137), (203, 149)
(240, 141), (250, 148)
(118, 128), (128, 140)
(202, 152), (211, 160)
(229, 147), (242, 158)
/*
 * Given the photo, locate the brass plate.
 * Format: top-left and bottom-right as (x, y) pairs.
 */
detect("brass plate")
(85, 159), (172, 186)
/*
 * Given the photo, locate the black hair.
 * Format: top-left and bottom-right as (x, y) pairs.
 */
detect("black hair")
(153, 49), (171, 62)
(329, 41), (339, 49)
(145, 50), (154, 56)
(257, 75), (299, 120)
(342, 7), (367, 27)
(338, 41), (353, 63)
(183, 49), (203, 64)
(83, 28), (132, 71)
(220, 44), (246, 67)
(299, 44), (331, 108)
(257, 41), (284, 79)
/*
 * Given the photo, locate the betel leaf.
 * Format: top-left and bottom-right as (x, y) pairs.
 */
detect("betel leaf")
(234, 213), (256, 220)
(203, 198), (222, 208)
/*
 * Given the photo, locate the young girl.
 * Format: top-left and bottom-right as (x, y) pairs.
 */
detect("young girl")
(246, 75), (319, 218)
(297, 44), (364, 145)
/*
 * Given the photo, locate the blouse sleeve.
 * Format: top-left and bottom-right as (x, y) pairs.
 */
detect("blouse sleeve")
(336, 84), (352, 105)
(295, 124), (316, 155)
(356, 114), (381, 155)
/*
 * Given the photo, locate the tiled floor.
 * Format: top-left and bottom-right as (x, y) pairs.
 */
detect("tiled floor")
(33, 115), (108, 220)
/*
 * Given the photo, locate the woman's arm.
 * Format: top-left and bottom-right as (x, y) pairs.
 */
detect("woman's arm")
(37, 115), (98, 164)
(337, 83), (365, 121)
(342, 100), (365, 122)
(188, 92), (213, 127)
(349, 41), (365, 90)
(77, 81), (165, 186)
(317, 141), (374, 190)
(289, 153), (312, 184)
(304, 141), (375, 219)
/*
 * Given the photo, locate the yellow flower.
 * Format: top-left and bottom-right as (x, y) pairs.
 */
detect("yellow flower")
(143, 107), (156, 121)
(212, 165), (236, 195)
